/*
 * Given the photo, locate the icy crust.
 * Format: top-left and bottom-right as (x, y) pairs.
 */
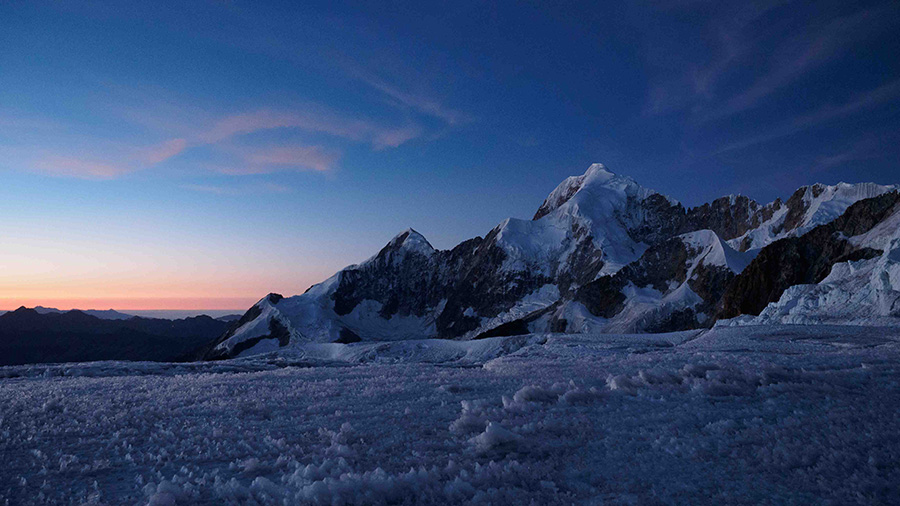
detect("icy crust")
(729, 182), (899, 251)
(4, 326), (900, 505)
(723, 206), (900, 327)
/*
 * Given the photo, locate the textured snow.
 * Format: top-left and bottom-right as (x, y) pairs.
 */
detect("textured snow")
(4, 325), (900, 504)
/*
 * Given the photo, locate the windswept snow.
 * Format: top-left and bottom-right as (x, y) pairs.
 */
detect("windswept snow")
(3, 326), (900, 504)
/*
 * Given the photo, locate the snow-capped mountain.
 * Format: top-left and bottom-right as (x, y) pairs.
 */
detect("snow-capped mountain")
(205, 164), (899, 359)
(728, 182), (898, 251)
(722, 191), (900, 326)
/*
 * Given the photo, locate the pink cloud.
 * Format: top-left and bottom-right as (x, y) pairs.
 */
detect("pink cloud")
(138, 138), (187, 164)
(199, 108), (419, 149)
(31, 157), (128, 180)
(181, 182), (293, 195)
(239, 145), (337, 172)
(372, 125), (422, 149)
(208, 144), (339, 175)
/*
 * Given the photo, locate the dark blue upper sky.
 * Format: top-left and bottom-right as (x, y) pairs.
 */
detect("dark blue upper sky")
(1, 0), (898, 308)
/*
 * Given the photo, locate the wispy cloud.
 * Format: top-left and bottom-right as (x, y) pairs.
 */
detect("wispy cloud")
(353, 72), (470, 125)
(813, 137), (885, 172)
(713, 79), (900, 155)
(199, 108), (419, 149)
(700, 6), (886, 123)
(137, 138), (188, 165)
(211, 144), (340, 175)
(644, 3), (897, 122)
(31, 157), (128, 180)
(18, 100), (415, 179)
(180, 182), (293, 195)
(643, 0), (790, 115)
(28, 137), (188, 180)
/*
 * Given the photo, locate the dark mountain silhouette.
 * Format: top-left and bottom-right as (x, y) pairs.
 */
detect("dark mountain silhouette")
(0, 308), (231, 366)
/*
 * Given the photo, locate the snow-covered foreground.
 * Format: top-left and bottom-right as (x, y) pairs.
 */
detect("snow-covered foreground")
(2, 326), (900, 505)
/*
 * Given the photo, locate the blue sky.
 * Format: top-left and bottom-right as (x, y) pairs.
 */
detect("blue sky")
(1, 0), (898, 309)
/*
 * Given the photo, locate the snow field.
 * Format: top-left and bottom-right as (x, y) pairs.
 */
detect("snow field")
(2, 327), (900, 504)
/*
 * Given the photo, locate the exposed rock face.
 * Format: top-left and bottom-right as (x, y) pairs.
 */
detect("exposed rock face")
(203, 164), (900, 360)
(683, 195), (781, 241)
(570, 230), (748, 332)
(575, 238), (691, 318)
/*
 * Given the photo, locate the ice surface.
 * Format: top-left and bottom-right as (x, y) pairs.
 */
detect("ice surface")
(3, 326), (900, 504)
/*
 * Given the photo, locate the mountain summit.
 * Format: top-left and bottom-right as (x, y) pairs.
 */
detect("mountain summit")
(205, 164), (900, 359)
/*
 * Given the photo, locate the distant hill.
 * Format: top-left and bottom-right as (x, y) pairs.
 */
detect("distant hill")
(32, 306), (134, 320)
(0, 307), (232, 366)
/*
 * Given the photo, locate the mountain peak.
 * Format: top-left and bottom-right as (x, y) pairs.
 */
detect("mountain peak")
(533, 163), (663, 220)
(583, 163), (615, 179)
(386, 228), (435, 256)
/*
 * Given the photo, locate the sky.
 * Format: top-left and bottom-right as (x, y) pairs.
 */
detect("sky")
(1, 0), (898, 310)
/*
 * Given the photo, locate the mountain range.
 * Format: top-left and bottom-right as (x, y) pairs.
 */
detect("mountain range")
(0, 308), (234, 366)
(194, 163), (900, 359)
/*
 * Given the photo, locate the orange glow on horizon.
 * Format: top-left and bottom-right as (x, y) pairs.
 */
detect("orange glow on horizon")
(0, 296), (257, 311)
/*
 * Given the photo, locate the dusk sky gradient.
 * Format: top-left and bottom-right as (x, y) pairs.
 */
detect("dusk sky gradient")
(1, 0), (899, 310)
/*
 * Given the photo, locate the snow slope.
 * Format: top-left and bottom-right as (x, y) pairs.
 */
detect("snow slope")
(3, 325), (900, 504)
(680, 229), (757, 275)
